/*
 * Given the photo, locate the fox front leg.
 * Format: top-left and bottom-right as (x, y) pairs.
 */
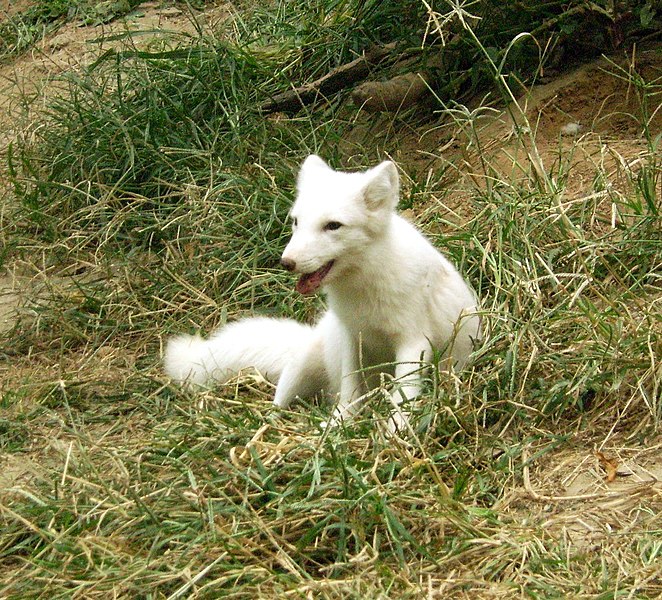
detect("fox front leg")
(386, 342), (431, 434)
(320, 335), (363, 429)
(273, 333), (326, 408)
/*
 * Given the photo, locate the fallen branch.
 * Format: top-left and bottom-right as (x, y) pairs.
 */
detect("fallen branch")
(352, 50), (445, 113)
(261, 43), (398, 114)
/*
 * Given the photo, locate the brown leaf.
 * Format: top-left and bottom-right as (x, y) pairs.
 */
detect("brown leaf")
(596, 451), (619, 483)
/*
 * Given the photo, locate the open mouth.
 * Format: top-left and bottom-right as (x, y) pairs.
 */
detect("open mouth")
(296, 260), (335, 295)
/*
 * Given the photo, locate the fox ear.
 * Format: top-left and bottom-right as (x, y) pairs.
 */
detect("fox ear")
(298, 154), (330, 185)
(302, 155), (329, 170)
(362, 161), (399, 212)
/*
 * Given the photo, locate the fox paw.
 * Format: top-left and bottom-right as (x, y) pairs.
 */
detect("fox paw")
(320, 409), (351, 431)
(319, 416), (341, 430)
(385, 409), (410, 436)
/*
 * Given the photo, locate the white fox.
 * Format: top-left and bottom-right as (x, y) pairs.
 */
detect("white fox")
(164, 155), (480, 430)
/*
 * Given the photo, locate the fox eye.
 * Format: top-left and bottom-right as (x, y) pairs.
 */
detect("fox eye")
(323, 221), (343, 231)
(291, 217), (298, 228)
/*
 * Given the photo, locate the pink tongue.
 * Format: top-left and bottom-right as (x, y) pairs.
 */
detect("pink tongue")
(296, 262), (333, 295)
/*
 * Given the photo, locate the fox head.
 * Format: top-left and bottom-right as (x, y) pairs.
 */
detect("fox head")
(281, 155), (400, 294)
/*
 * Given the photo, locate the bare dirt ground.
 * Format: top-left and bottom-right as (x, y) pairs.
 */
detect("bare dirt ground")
(0, 0), (661, 584)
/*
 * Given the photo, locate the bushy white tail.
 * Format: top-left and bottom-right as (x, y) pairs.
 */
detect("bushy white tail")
(163, 317), (314, 387)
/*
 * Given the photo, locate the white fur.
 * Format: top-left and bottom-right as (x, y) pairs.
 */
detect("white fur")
(163, 317), (314, 386)
(164, 156), (480, 431)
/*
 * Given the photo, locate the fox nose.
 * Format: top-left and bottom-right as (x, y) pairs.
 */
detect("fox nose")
(280, 257), (296, 272)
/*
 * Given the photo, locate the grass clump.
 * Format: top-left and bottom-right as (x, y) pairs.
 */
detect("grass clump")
(1, 0), (661, 598)
(8, 0), (424, 245)
(0, 0), (148, 60)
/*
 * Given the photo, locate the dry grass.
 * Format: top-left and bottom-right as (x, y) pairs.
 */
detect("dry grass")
(1, 1), (661, 598)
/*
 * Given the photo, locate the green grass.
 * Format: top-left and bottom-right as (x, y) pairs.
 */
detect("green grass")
(0, 0), (146, 60)
(1, 0), (661, 598)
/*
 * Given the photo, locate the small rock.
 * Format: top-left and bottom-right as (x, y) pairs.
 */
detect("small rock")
(561, 122), (582, 136)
